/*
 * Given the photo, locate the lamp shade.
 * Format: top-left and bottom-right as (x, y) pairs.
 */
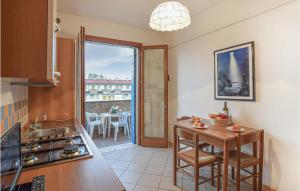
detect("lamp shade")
(149, 1), (191, 32)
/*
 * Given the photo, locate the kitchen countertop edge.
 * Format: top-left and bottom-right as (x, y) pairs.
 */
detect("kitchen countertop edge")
(17, 119), (125, 191)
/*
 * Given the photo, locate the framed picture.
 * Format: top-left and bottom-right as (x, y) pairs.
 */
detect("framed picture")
(214, 42), (255, 101)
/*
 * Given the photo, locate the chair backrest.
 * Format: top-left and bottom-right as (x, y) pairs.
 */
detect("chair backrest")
(240, 131), (262, 145)
(177, 116), (191, 121)
(85, 112), (98, 125)
(98, 113), (106, 124)
(119, 112), (128, 124)
(176, 126), (196, 143)
(238, 129), (264, 159)
(85, 112), (91, 125)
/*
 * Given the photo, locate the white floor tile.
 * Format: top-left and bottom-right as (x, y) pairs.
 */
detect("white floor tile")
(106, 159), (115, 166)
(126, 148), (142, 156)
(112, 168), (124, 177)
(144, 164), (165, 176)
(127, 163), (147, 173)
(138, 174), (162, 188)
(122, 183), (136, 191)
(182, 178), (195, 191)
(149, 157), (167, 166)
(111, 161), (130, 170)
(133, 156), (151, 164)
(120, 171), (142, 184)
(159, 177), (181, 191)
(103, 150), (122, 160)
(163, 166), (172, 177)
(116, 153), (136, 162)
(153, 150), (169, 159)
(134, 185), (157, 191)
(165, 159), (173, 167)
(139, 150), (154, 157)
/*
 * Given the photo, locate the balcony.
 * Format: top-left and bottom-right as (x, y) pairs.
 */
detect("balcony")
(85, 100), (132, 148)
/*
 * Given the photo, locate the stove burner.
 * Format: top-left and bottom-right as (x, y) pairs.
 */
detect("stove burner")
(66, 137), (76, 145)
(25, 142), (41, 151)
(23, 153), (38, 165)
(60, 144), (81, 158)
(64, 144), (79, 154)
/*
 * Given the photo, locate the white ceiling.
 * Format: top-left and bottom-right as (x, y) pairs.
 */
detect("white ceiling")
(57, 0), (221, 30)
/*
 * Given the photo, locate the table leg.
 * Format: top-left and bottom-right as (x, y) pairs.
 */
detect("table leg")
(222, 142), (229, 191)
(173, 126), (177, 185)
(253, 142), (258, 191)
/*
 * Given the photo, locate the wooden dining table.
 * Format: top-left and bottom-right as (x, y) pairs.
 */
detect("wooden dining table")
(169, 119), (260, 191)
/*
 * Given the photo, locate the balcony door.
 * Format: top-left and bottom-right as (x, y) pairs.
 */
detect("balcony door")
(140, 45), (168, 148)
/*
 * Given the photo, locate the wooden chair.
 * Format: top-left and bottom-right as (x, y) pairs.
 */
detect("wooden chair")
(177, 116), (218, 185)
(177, 116), (210, 150)
(228, 130), (264, 191)
(173, 126), (221, 191)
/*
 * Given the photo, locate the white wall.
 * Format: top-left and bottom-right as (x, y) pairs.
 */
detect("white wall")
(167, 1), (299, 190)
(57, 13), (166, 45)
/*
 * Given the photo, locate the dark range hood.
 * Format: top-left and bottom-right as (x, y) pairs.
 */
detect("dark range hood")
(10, 81), (57, 87)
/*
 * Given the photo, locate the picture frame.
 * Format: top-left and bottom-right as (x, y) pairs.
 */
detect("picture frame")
(214, 42), (255, 101)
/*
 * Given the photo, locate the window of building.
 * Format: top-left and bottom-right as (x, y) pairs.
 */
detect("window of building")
(123, 94), (129, 100)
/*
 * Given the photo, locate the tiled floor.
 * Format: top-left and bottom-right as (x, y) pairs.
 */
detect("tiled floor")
(100, 144), (254, 191)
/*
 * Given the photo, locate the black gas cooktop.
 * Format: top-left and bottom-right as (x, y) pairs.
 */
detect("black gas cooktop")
(21, 135), (93, 169)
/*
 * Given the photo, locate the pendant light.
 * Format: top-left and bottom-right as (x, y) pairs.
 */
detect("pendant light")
(149, 1), (191, 32)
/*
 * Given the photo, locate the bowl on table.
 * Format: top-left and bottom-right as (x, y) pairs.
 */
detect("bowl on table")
(209, 113), (233, 127)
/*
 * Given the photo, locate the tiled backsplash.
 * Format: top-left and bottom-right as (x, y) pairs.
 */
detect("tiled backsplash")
(0, 78), (28, 136)
(0, 99), (28, 135)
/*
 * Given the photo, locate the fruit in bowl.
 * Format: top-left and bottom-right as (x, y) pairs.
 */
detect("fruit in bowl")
(209, 113), (228, 119)
(208, 113), (217, 119)
(191, 116), (201, 122)
(209, 113), (232, 127)
(232, 124), (241, 130)
(193, 121), (205, 128)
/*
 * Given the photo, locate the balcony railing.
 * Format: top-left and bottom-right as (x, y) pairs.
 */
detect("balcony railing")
(85, 100), (131, 114)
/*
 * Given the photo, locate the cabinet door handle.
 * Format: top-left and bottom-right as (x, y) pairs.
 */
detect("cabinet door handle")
(54, 23), (60, 33)
(54, 71), (61, 77)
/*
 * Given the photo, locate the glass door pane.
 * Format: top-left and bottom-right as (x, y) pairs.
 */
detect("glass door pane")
(141, 46), (168, 147)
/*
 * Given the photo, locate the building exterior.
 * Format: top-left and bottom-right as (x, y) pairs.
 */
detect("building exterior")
(85, 79), (132, 102)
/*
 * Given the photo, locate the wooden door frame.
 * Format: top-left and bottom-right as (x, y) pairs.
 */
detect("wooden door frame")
(80, 27), (86, 125)
(140, 45), (168, 147)
(82, 35), (143, 145)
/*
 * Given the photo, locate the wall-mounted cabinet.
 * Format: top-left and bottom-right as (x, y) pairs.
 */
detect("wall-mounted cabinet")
(29, 38), (75, 121)
(1, 0), (60, 85)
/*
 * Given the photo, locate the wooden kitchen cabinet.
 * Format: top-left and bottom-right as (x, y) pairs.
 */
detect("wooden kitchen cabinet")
(28, 38), (75, 121)
(1, 0), (58, 83)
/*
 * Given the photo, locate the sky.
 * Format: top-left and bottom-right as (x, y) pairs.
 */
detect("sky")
(85, 42), (135, 79)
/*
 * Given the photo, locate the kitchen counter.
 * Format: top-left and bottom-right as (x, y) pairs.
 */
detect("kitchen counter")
(18, 119), (125, 191)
